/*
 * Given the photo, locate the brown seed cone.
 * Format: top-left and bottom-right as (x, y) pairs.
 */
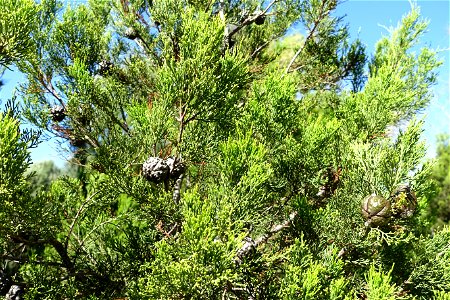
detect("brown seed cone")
(362, 193), (392, 227)
(142, 157), (169, 183)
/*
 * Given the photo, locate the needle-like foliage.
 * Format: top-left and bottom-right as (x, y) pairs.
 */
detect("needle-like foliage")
(0, 0), (448, 299)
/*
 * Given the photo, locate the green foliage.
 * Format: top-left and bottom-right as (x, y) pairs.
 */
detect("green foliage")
(0, 109), (46, 238)
(364, 264), (397, 300)
(138, 188), (241, 299)
(0, 0), (39, 66)
(344, 6), (441, 139)
(0, 0), (447, 299)
(0, 112), (30, 200)
(434, 290), (450, 300)
(279, 237), (350, 299)
(216, 130), (274, 223)
(407, 226), (450, 297)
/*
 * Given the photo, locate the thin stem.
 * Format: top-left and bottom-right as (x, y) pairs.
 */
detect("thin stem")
(285, 0), (328, 75)
(65, 191), (100, 249)
(78, 216), (128, 251)
(7, 235), (74, 270)
(251, 40), (271, 59)
(39, 73), (64, 106)
(285, 20), (319, 75)
(235, 211), (298, 263)
(227, 0), (279, 41)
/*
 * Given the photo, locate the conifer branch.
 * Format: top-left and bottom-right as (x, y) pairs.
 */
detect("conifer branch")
(38, 73), (64, 106)
(7, 235), (74, 270)
(285, 0), (330, 74)
(285, 21), (319, 75)
(48, 239), (74, 270)
(223, 0), (278, 51)
(65, 191), (100, 249)
(0, 254), (65, 268)
(235, 211), (298, 263)
(251, 41), (271, 59)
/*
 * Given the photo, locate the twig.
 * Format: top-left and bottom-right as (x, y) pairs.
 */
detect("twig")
(173, 173), (184, 204)
(250, 41), (271, 59)
(285, 21), (319, 74)
(78, 215), (128, 251)
(49, 238), (74, 269)
(110, 112), (131, 135)
(227, 0), (279, 41)
(285, 0), (330, 75)
(235, 211), (298, 263)
(166, 223), (178, 236)
(156, 221), (178, 238)
(7, 235), (74, 270)
(71, 231), (100, 267)
(0, 254), (65, 268)
(65, 191), (100, 249)
(222, 0), (279, 53)
(39, 73), (65, 106)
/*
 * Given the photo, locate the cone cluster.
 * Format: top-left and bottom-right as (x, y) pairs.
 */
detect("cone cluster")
(361, 185), (417, 227)
(50, 105), (65, 122)
(98, 60), (113, 75)
(142, 156), (185, 183)
(124, 27), (137, 40)
(390, 185), (417, 218)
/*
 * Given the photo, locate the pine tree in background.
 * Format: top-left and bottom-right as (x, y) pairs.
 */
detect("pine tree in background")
(0, 0), (449, 299)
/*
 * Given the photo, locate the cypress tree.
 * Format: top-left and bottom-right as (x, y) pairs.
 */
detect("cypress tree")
(0, 0), (448, 299)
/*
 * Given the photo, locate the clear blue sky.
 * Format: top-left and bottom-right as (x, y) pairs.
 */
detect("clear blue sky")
(0, 0), (449, 167)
